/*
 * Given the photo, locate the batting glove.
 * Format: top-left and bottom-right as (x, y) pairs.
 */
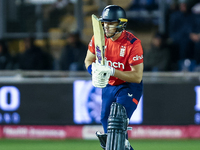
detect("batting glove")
(104, 59), (115, 76)
(92, 62), (111, 88)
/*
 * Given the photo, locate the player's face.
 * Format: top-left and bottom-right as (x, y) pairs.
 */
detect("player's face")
(103, 22), (118, 37)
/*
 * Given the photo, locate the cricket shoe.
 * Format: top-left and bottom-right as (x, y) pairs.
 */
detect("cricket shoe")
(125, 139), (134, 150)
(125, 139), (131, 150)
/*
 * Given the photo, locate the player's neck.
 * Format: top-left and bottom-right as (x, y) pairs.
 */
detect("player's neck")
(111, 32), (122, 41)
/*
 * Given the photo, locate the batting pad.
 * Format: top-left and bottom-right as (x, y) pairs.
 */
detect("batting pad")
(106, 102), (128, 150)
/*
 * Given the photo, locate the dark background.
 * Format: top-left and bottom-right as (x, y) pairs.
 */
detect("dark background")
(143, 83), (196, 125)
(0, 83), (74, 125)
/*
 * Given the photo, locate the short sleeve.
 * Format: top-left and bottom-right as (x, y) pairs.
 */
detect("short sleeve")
(128, 40), (143, 66)
(88, 36), (95, 54)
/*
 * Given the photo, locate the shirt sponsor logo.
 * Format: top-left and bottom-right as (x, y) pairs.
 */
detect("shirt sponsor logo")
(133, 55), (143, 61)
(106, 60), (125, 69)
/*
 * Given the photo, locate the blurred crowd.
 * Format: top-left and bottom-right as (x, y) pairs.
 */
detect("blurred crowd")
(0, 0), (200, 72)
(143, 0), (200, 72)
(0, 31), (87, 71)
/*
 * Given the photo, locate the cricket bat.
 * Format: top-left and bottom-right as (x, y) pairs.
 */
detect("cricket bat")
(91, 14), (105, 65)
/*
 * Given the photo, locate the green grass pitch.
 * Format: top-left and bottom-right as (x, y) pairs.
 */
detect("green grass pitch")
(0, 139), (200, 150)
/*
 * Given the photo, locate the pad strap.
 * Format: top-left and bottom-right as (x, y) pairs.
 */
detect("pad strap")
(107, 102), (128, 131)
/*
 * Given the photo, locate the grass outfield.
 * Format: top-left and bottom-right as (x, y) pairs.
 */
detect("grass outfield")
(0, 139), (200, 150)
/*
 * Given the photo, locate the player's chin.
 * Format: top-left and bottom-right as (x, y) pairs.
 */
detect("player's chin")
(105, 33), (113, 38)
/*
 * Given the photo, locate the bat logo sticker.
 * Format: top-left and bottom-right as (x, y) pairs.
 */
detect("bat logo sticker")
(96, 46), (102, 63)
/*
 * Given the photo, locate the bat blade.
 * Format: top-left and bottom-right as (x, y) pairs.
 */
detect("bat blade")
(92, 14), (105, 65)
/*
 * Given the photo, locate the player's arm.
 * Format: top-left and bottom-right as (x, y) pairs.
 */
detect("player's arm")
(114, 63), (143, 84)
(84, 49), (96, 69)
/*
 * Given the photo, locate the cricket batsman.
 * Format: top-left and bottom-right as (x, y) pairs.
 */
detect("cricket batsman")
(84, 5), (143, 150)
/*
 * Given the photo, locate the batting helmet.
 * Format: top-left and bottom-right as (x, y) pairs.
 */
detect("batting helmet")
(100, 5), (128, 32)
